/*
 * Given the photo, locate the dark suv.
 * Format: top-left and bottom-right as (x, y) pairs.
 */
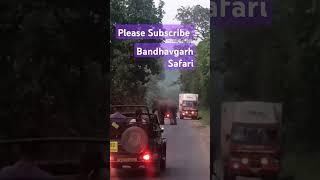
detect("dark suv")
(109, 105), (166, 175)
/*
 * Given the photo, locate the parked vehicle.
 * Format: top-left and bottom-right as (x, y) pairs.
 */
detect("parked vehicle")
(218, 101), (282, 180)
(179, 93), (199, 120)
(109, 105), (166, 175)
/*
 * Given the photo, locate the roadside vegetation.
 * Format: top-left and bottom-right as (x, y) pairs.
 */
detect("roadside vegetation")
(198, 108), (210, 125)
(175, 5), (210, 126)
(111, 0), (165, 105)
(282, 152), (320, 180)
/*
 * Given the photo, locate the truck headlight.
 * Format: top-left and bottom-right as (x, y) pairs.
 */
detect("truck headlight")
(261, 157), (269, 165)
(241, 158), (249, 164)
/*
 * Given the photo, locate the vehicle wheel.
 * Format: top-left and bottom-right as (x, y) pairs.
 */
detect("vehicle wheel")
(160, 143), (166, 171)
(150, 162), (161, 177)
(173, 118), (177, 125)
(160, 157), (166, 171)
(180, 115), (183, 119)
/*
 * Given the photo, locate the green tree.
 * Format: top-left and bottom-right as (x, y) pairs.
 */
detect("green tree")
(176, 5), (210, 107)
(176, 5), (210, 40)
(110, 0), (165, 105)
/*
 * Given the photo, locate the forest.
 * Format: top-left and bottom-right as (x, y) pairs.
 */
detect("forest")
(1, 0), (319, 178)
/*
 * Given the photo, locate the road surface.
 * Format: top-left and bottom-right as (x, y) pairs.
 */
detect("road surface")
(110, 118), (210, 180)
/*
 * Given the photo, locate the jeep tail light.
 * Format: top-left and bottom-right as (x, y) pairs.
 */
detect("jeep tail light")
(140, 151), (152, 162)
(143, 154), (151, 161)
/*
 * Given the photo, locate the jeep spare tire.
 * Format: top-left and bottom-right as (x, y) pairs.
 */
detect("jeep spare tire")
(120, 126), (148, 154)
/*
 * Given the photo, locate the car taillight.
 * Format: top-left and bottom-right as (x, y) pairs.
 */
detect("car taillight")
(191, 111), (194, 114)
(166, 114), (170, 117)
(143, 154), (151, 161)
(140, 151), (152, 162)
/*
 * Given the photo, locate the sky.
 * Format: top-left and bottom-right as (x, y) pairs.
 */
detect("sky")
(154, 0), (209, 24)
(153, 0), (209, 84)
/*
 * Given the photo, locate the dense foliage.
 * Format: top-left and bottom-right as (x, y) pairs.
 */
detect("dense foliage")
(110, 0), (164, 105)
(176, 5), (210, 108)
(176, 5), (210, 40)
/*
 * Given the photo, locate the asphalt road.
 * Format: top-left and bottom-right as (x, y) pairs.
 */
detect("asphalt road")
(110, 118), (210, 180)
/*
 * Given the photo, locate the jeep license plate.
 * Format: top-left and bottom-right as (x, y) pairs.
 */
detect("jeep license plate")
(110, 141), (118, 153)
(117, 158), (138, 162)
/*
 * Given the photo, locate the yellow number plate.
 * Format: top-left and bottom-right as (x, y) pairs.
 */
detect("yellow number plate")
(110, 141), (118, 153)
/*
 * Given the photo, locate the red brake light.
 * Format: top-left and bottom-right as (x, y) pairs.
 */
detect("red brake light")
(143, 154), (151, 161)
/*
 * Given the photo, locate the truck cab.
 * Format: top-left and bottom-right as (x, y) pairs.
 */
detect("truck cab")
(225, 122), (281, 180)
(179, 93), (199, 120)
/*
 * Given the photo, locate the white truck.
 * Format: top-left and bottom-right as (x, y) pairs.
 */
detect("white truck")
(217, 101), (282, 180)
(178, 93), (199, 120)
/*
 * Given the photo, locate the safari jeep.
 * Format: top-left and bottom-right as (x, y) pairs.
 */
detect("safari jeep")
(109, 105), (166, 175)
